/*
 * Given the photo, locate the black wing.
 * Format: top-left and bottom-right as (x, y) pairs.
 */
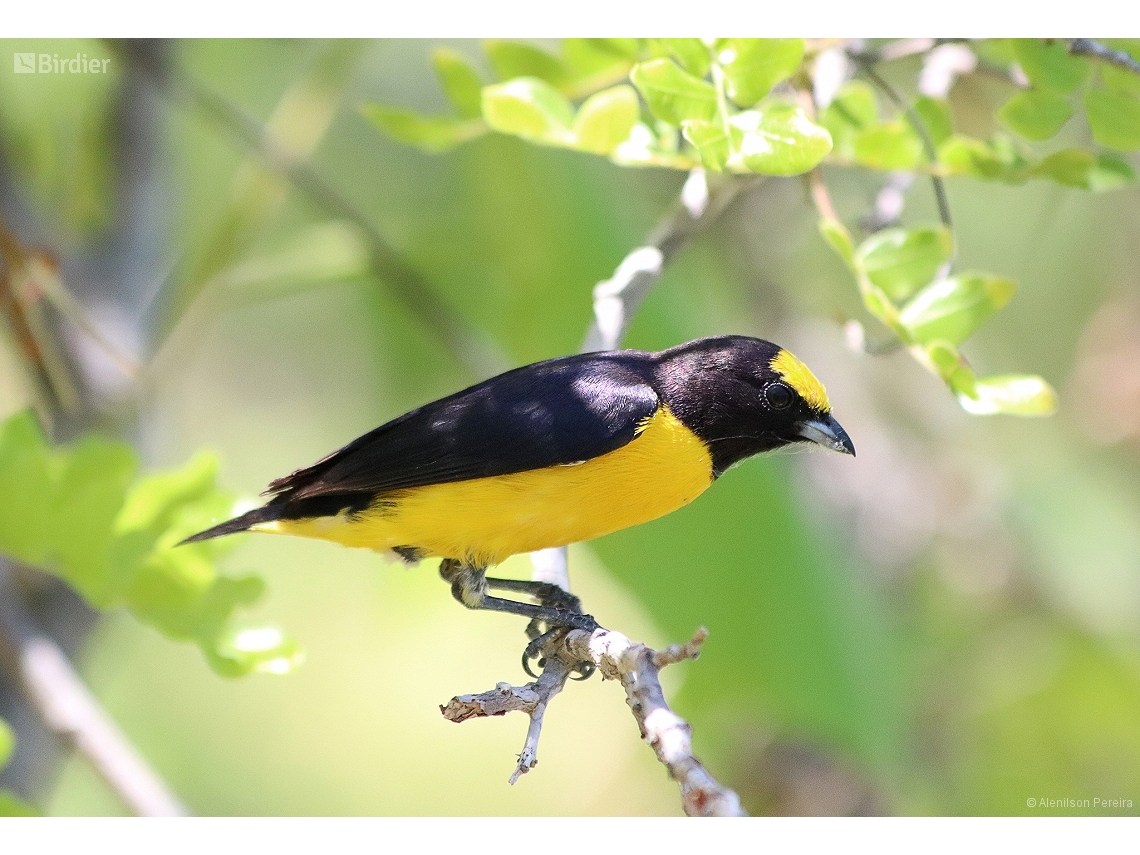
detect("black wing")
(266, 351), (660, 509)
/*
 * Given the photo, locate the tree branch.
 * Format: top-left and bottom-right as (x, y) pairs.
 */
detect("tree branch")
(442, 626), (745, 816)
(1066, 39), (1140, 75)
(0, 563), (188, 816)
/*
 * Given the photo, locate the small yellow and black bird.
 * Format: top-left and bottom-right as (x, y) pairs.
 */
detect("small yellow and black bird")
(184, 335), (853, 641)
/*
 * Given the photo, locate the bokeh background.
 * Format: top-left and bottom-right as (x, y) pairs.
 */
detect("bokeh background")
(1, 38), (1139, 816)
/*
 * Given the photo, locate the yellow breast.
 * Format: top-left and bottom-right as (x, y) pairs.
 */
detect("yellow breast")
(260, 404), (714, 567)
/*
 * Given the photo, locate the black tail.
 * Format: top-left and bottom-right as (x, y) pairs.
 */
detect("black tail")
(179, 504), (283, 545)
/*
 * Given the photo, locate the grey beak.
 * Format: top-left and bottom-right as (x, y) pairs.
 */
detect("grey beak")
(796, 413), (856, 456)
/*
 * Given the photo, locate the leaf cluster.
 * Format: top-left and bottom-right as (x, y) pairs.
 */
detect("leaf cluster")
(0, 410), (301, 678)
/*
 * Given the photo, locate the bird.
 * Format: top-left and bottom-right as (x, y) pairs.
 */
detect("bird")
(183, 335), (854, 646)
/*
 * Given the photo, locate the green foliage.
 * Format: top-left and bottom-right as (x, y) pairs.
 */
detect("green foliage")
(819, 80), (878, 158)
(853, 120), (922, 170)
(484, 40), (570, 89)
(1011, 39), (1091, 95)
(0, 410), (300, 677)
(359, 105), (483, 153)
(998, 90), (1074, 141)
(362, 38), (835, 177)
(0, 717), (13, 768)
(714, 38), (804, 107)
(0, 791), (38, 816)
(731, 104), (832, 175)
(431, 48), (485, 119)
(899, 273), (1017, 347)
(646, 38), (710, 78)
(630, 58), (717, 126)
(572, 86), (640, 154)
(820, 219), (1056, 417)
(857, 226), (953, 303)
(481, 77), (575, 144)
(1084, 88), (1140, 151)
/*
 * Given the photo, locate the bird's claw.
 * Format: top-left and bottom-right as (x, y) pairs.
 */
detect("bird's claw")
(520, 613), (600, 679)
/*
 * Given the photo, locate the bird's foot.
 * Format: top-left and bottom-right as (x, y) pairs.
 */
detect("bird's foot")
(521, 612), (600, 680)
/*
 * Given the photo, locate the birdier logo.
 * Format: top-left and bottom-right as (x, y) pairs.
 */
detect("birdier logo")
(13, 52), (111, 74)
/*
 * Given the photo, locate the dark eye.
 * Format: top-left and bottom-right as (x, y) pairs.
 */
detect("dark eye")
(764, 382), (793, 410)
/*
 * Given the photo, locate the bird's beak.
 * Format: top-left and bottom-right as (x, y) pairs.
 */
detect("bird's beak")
(796, 413), (856, 456)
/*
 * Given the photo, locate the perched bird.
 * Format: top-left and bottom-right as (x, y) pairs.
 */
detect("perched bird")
(183, 335), (853, 639)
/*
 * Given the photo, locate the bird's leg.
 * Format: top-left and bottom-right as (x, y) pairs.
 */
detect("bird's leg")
(483, 576), (584, 615)
(485, 575), (597, 680)
(439, 559), (598, 680)
(438, 559), (598, 632)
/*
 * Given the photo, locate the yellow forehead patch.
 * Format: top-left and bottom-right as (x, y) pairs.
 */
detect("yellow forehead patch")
(770, 349), (831, 412)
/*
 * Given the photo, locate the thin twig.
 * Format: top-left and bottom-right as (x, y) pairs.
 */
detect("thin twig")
(852, 58), (954, 235)
(1066, 39), (1140, 75)
(443, 626), (744, 816)
(0, 563), (188, 816)
(582, 171), (760, 353)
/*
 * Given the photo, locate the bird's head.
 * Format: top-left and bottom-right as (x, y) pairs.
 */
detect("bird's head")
(654, 336), (855, 476)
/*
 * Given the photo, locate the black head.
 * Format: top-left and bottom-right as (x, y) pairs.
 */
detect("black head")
(652, 336), (855, 476)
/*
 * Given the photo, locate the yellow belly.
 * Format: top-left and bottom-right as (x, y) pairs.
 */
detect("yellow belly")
(259, 405), (713, 567)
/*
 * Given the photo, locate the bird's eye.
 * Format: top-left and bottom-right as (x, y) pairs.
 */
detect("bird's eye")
(764, 382), (793, 410)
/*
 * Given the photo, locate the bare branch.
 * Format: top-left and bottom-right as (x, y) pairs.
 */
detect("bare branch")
(443, 626), (745, 816)
(581, 171), (759, 354)
(0, 564), (188, 816)
(1067, 38), (1140, 76)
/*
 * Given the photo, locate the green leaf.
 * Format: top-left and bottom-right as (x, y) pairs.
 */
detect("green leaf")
(819, 81), (878, 158)
(1084, 88), (1140, 151)
(0, 791), (37, 816)
(681, 120), (729, 172)
(572, 85), (639, 154)
(0, 410), (55, 564)
(648, 38), (711, 78)
(914, 96), (954, 148)
(562, 39), (637, 80)
(938, 134), (1032, 183)
(818, 217), (856, 268)
(998, 89), (1074, 141)
(862, 283), (903, 331)
(431, 48), (484, 119)
(481, 78), (575, 145)
(853, 121), (923, 170)
(1032, 148), (1097, 187)
(857, 226), (954, 303)
(630, 58), (718, 126)
(715, 38), (804, 107)
(0, 410), (299, 679)
(1011, 39), (1092, 95)
(732, 105), (832, 176)
(484, 40), (569, 87)
(957, 374), (1057, 416)
(1101, 63), (1140, 97)
(1027, 148), (1135, 191)
(925, 340), (978, 398)
(359, 105), (484, 153)
(0, 718), (13, 768)
(1087, 152), (1137, 191)
(900, 272), (1017, 346)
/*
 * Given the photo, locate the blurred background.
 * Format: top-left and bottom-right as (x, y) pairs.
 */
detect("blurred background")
(0, 38), (1138, 816)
